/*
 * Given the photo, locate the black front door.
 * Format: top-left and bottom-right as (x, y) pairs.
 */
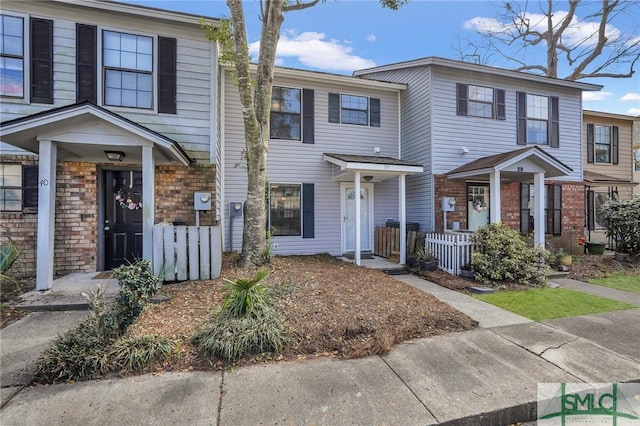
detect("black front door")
(104, 170), (143, 270)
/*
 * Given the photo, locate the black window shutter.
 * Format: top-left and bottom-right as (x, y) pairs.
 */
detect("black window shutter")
(22, 165), (39, 210)
(30, 18), (54, 104)
(495, 89), (506, 120)
(586, 123), (595, 163)
(520, 183), (531, 234)
(549, 96), (559, 148)
(328, 93), (340, 123)
(302, 183), (314, 239)
(553, 184), (562, 236)
(158, 36), (177, 114)
(612, 125), (619, 165)
(456, 83), (468, 116)
(76, 24), (97, 103)
(370, 98), (380, 127)
(516, 92), (527, 145)
(586, 190), (595, 230)
(302, 88), (314, 144)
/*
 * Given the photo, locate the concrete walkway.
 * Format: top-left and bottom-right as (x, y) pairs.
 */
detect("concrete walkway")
(549, 277), (640, 306)
(2, 270), (640, 425)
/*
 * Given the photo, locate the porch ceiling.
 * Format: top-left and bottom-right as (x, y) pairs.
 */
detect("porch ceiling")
(323, 152), (423, 182)
(0, 101), (192, 166)
(446, 146), (572, 181)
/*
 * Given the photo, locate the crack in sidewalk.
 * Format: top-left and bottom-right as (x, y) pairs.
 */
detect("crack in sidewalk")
(217, 368), (225, 426)
(539, 336), (580, 358)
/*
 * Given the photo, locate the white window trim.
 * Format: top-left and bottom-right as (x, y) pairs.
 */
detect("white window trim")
(525, 92), (550, 145)
(0, 11), (30, 103)
(97, 25), (158, 114)
(269, 85), (303, 142)
(594, 124), (612, 164)
(467, 84), (494, 119)
(268, 182), (303, 237)
(338, 92), (370, 126)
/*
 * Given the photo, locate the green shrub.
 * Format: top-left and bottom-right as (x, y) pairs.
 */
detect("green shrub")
(471, 223), (547, 287)
(600, 196), (640, 254)
(221, 269), (269, 317)
(192, 306), (287, 361)
(34, 316), (112, 383)
(112, 259), (160, 331)
(109, 336), (176, 372)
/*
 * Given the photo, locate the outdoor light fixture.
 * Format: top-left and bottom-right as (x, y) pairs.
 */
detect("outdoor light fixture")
(363, 176), (374, 182)
(105, 150), (125, 162)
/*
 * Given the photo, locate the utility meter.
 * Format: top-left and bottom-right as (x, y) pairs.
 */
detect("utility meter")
(194, 192), (212, 210)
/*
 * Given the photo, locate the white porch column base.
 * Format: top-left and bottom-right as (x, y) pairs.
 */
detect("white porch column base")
(36, 140), (57, 291)
(142, 146), (155, 264)
(489, 171), (501, 223)
(533, 172), (545, 248)
(354, 171), (361, 266)
(399, 174), (406, 265)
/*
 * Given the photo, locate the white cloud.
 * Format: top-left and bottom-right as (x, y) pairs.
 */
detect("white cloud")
(365, 34), (376, 42)
(463, 11), (621, 49)
(620, 92), (640, 102)
(582, 91), (613, 102)
(627, 107), (640, 116)
(249, 30), (375, 72)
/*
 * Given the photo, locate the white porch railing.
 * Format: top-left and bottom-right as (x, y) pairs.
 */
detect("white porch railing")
(425, 232), (476, 275)
(152, 224), (222, 282)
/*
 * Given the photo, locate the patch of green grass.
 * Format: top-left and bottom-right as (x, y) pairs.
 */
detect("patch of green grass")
(473, 288), (637, 321)
(588, 273), (640, 294)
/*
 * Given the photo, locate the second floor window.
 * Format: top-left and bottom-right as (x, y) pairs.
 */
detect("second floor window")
(0, 15), (24, 98)
(594, 125), (611, 163)
(103, 30), (153, 109)
(270, 87), (301, 140)
(468, 85), (494, 118)
(517, 92), (559, 147)
(587, 123), (619, 165)
(341, 94), (368, 125)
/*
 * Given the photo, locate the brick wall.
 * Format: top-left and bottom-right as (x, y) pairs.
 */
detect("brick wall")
(434, 174), (585, 254)
(1, 156), (216, 278)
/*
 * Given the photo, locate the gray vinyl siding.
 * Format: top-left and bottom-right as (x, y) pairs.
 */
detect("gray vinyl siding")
(223, 73), (402, 255)
(0, 2), (215, 163)
(357, 67), (434, 232)
(429, 66), (584, 181)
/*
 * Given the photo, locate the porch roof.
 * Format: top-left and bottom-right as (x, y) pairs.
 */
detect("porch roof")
(323, 152), (423, 182)
(446, 146), (572, 180)
(0, 101), (192, 166)
(584, 170), (638, 186)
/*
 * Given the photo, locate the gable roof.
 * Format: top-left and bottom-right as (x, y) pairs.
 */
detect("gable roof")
(354, 57), (602, 92)
(0, 100), (193, 166)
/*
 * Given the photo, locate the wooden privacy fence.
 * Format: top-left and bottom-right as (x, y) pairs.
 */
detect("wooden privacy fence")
(152, 224), (222, 282)
(425, 233), (476, 275)
(374, 226), (425, 260)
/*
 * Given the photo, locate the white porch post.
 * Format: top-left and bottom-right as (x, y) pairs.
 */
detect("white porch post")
(36, 140), (57, 291)
(142, 146), (155, 264)
(354, 171), (361, 266)
(533, 172), (545, 248)
(399, 174), (406, 265)
(489, 170), (501, 223)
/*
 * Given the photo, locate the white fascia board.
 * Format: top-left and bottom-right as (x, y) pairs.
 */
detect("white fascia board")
(447, 167), (495, 179)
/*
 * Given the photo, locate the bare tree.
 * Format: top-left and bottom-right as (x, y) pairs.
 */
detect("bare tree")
(205, 0), (406, 268)
(458, 0), (640, 80)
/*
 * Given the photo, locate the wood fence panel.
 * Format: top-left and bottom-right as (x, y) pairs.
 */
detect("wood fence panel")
(199, 226), (211, 280)
(176, 226), (188, 281)
(163, 225), (176, 282)
(188, 227), (199, 281)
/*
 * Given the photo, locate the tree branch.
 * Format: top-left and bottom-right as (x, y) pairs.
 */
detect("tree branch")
(283, 0), (321, 13)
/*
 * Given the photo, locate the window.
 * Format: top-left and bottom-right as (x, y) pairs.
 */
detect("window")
(634, 149), (640, 172)
(456, 84), (505, 120)
(329, 93), (380, 127)
(520, 183), (562, 236)
(594, 192), (609, 230)
(0, 164), (37, 212)
(0, 15), (24, 97)
(587, 124), (619, 165)
(269, 184), (301, 236)
(517, 92), (559, 147)
(270, 87), (301, 140)
(103, 30), (153, 109)
(341, 94), (368, 125)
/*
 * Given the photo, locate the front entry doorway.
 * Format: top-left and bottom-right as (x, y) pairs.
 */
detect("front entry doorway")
(342, 183), (374, 253)
(467, 183), (489, 231)
(103, 170), (143, 270)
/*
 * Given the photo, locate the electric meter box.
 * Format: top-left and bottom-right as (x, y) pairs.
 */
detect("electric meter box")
(194, 192), (212, 210)
(229, 201), (243, 217)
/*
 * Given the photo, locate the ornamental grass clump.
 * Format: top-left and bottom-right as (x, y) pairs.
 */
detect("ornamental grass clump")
(471, 223), (547, 287)
(193, 269), (287, 361)
(34, 260), (166, 383)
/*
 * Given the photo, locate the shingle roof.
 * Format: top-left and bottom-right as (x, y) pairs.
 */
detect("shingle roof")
(323, 153), (422, 167)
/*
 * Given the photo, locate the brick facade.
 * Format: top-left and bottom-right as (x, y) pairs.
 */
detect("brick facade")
(434, 174), (585, 254)
(1, 156), (216, 278)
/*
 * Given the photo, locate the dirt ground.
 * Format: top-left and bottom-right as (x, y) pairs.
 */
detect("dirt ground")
(0, 277), (33, 329)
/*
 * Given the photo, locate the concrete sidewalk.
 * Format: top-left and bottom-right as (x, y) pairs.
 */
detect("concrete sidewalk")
(2, 271), (640, 425)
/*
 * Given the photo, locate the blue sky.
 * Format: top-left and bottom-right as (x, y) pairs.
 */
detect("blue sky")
(121, 0), (640, 116)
